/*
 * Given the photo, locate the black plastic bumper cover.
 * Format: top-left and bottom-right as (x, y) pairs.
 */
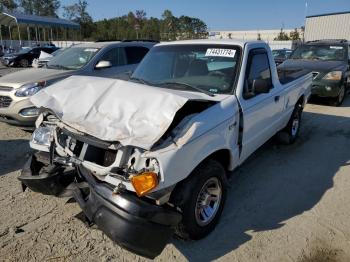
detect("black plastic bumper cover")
(74, 165), (182, 259)
(18, 153), (182, 259)
(18, 153), (75, 196)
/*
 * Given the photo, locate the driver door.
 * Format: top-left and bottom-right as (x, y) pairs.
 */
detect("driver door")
(239, 48), (284, 162)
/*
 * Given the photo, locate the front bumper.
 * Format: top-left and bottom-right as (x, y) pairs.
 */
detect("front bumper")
(0, 91), (38, 127)
(0, 57), (15, 66)
(311, 80), (343, 98)
(18, 152), (182, 259)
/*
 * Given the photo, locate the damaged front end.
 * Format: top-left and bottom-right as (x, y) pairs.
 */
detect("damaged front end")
(18, 112), (182, 259)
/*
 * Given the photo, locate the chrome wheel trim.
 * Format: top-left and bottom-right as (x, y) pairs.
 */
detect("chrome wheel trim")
(291, 114), (300, 137)
(195, 177), (222, 227)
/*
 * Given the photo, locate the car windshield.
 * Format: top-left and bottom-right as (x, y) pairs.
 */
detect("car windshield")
(17, 47), (32, 54)
(272, 50), (283, 57)
(51, 49), (64, 56)
(47, 47), (99, 70)
(290, 45), (345, 61)
(131, 44), (241, 95)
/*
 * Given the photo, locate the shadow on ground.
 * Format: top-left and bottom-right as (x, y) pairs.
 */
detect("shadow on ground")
(173, 100), (350, 261)
(0, 139), (31, 176)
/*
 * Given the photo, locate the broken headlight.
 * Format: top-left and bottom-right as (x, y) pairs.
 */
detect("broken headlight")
(30, 126), (55, 150)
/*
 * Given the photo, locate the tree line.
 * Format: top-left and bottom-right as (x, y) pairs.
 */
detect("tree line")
(0, 0), (208, 41)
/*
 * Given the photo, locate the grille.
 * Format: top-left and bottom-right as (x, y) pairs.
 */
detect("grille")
(312, 72), (319, 79)
(0, 86), (13, 91)
(0, 96), (12, 108)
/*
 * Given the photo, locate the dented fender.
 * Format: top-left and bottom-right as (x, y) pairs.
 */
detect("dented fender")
(145, 96), (240, 190)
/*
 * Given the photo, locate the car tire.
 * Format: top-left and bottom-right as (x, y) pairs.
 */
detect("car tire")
(278, 103), (303, 145)
(171, 159), (227, 240)
(330, 85), (346, 107)
(19, 59), (29, 68)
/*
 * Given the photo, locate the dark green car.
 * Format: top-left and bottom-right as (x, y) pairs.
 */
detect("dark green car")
(279, 39), (350, 106)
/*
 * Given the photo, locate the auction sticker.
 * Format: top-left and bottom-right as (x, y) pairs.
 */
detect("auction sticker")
(205, 48), (236, 58)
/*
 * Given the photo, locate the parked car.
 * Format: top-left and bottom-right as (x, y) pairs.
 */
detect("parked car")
(272, 48), (292, 65)
(279, 39), (350, 106)
(0, 40), (157, 127)
(19, 39), (312, 258)
(0, 46), (59, 67)
(32, 48), (66, 68)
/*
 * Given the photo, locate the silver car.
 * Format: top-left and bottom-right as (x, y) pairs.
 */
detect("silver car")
(0, 40), (156, 128)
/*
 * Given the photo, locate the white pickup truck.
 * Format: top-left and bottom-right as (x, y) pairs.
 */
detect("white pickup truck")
(19, 39), (312, 258)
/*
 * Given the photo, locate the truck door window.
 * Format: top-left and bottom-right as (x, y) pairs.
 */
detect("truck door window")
(243, 50), (272, 99)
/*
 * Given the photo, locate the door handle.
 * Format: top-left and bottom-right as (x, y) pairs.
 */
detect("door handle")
(274, 96), (280, 102)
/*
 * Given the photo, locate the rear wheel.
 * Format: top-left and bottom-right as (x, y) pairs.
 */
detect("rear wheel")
(329, 85), (346, 107)
(19, 59), (29, 67)
(278, 103), (303, 144)
(171, 160), (227, 240)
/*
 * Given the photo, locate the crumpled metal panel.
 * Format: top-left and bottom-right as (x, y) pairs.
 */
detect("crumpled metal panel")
(31, 76), (194, 150)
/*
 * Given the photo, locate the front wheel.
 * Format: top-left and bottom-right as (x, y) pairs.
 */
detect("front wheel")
(171, 160), (227, 240)
(329, 85), (346, 107)
(19, 59), (29, 67)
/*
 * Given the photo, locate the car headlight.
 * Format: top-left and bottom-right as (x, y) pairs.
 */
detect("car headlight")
(31, 126), (55, 147)
(322, 71), (342, 81)
(15, 81), (46, 97)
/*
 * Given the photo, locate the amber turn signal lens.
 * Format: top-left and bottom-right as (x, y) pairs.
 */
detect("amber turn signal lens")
(131, 172), (158, 197)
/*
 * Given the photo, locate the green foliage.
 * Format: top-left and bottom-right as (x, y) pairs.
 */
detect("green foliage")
(63, 0), (93, 39)
(18, 0), (60, 17)
(274, 28), (290, 41)
(289, 28), (300, 40)
(90, 9), (207, 41)
(0, 0), (17, 12)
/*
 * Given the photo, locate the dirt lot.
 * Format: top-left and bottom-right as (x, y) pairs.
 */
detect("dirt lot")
(0, 96), (350, 261)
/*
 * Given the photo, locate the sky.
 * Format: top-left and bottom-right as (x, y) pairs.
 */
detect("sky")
(59, 0), (350, 30)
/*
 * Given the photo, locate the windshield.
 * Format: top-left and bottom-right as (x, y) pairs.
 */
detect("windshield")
(290, 45), (345, 61)
(47, 47), (99, 70)
(51, 48), (64, 56)
(17, 47), (32, 54)
(131, 44), (241, 95)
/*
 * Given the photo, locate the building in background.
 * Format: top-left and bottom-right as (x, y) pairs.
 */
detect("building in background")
(208, 29), (302, 42)
(305, 11), (350, 41)
(208, 29), (302, 50)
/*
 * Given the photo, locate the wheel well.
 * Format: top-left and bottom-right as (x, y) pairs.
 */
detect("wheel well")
(206, 149), (231, 171)
(297, 95), (305, 108)
(169, 149), (231, 206)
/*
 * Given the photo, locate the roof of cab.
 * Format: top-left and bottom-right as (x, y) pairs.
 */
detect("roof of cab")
(157, 39), (266, 47)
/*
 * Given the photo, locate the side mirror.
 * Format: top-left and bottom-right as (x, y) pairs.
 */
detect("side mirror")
(253, 79), (271, 94)
(95, 60), (112, 69)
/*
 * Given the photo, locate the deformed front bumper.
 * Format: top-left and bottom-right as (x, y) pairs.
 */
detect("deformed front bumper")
(311, 80), (343, 98)
(18, 152), (182, 259)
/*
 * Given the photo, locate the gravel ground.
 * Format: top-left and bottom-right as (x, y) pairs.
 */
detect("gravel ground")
(0, 96), (350, 262)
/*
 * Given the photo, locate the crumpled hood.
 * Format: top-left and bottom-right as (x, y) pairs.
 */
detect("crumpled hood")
(31, 75), (222, 150)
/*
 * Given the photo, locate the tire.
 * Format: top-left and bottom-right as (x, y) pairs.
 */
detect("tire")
(278, 103), (303, 145)
(171, 159), (227, 240)
(19, 59), (29, 68)
(329, 85), (346, 107)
